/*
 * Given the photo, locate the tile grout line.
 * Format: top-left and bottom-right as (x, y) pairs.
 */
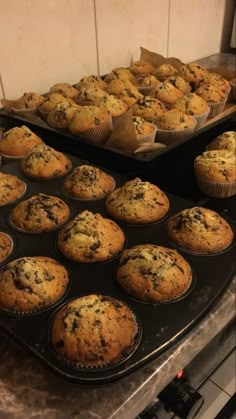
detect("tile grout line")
(209, 378), (234, 398)
(0, 73), (6, 99)
(93, 0), (100, 76)
(166, 0), (171, 57)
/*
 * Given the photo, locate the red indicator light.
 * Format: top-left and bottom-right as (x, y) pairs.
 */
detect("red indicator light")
(177, 370), (184, 379)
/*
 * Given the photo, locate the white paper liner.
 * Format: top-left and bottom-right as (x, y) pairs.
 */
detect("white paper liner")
(195, 176), (236, 198)
(193, 107), (211, 130)
(80, 116), (113, 145)
(155, 118), (196, 145)
(1, 153), (25, 161)
(208, 97), (227, 119)
(136, 124), (157, 145)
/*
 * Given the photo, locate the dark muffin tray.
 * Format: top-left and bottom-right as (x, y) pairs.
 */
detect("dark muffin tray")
(0, 156), (235, 385)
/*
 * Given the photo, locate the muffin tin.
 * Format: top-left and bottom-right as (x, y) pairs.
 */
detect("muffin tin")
(0, 152), (235, 385)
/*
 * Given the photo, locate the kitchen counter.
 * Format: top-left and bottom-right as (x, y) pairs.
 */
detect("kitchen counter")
(0, 53), (236, 419)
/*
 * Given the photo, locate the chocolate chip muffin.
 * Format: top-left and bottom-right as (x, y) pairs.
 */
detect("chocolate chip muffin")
(75, 75), (107, 91)
(155, 109), (196, 130)
(134, 74), (160, 94)
(63, 165), (116, 200)
(133, 96), (166, 121)
(173, 93), (209, 115)
(166, 207), (234, 254)
(166, 76), (191, 94)
(51, 294), (138, 367)
(47, 102), (80, 128)
(178, 63), (208, 84)
(75, 86), (108, 105)
(132, 116), (157, 143)
(117, 244), (192, 302)
(129, 60), (155, 75)
(57, 210), (125, 262)
(201, 72), (231, 94)
(0, 256), (69, 313)
(195, 84), (227, 104)
(207, 131), (236, 154)
(10, 193), (70, 233)
(154, 64), (178, 81)
(0, 125), (44, 158)
(0, 172), (26, 206)
(0, 232), (14, 263)
(68, 106), (111, 143)
(49, 83), (78, 99)
(38, 93), (76, 117)
(104, 67), (135, 84)
(105, 178), (169, 224)
(94, 94), (128, 118)
(21, 144), (72, 180)
(2, 92), (44, 110)
(151, 81), (184, 107)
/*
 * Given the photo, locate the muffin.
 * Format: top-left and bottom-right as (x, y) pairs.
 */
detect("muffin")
(21, 144), (72, 180)
(154, 64), (178, 81)
(107, 79), (143, 107)
(0, 232), (14, 263)
(172, 93), (210, 129)
(194, 150), (236, 198)
(105, 178), (169, 224)
(0, 256), (69, 313)
(47, 102), (80, 128)
(0, 125), (44, 158)
(195, 84), (227, 118)
(133, 116), (157, 144)
(166, 206), (234, 254)
(76, 75), (107, 91)
(63, 165), (116, 200)
(51, 294), (138, 367)
(69, 106), (112, 144)
(166, 76), (191, 94)
(10, 193), (70, 233)
(178, 63), (208, 84)
(0, 172), (26, 206)
(57, 210), (125, 263)
(95, 94), (128, 124)
(201, 72), (231, 95)
(129, 60), (155, 75)
(117, 244), (192, 302)
(155, 109), (196, 145)
(151, 81), (184, 107)
(104, 67), (135, 84)
(49, 83), (78, 99)
(2, 92), (44, 111)
(133, 96), (166, 121)
(38, 94), (76, 119)
(207, 131), (236, 153)
(134, 73), (160, 95)
(75, 86), (108, 105)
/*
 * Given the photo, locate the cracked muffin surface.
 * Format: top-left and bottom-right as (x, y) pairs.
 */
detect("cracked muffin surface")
(117, 244), (192, 302)
(194, 150), (236, 183)
(0, 125), (44, 157)
(57, 210), (125, 262)
(207, 131), (236, 154)
(0, 256), (69, 313)
(105, 178), (169, 224)
(0, 172), (26, 206)
(166, 207), (234, 253)
(0, 232), (13, 263)
(10, 193), (70, 233)
(51, 294), (138, 367)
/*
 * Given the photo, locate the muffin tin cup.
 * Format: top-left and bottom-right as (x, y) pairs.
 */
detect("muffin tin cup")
(155, 118), (197, 146)
(193, 107), (211, 130)
(195, 175), (236, 198)
(208, 97), (227, 119)
(80, 116), (113, 145)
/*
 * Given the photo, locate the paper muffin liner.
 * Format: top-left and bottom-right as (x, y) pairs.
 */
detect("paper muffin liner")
(50, 298), (141, 369)
(155, 118), (196, 146)
(11, 107), (38, 116)
(0, 153), (26, 161)
(80, 116), (113, 145)
(136, 124), (157, 145)
(193, 107), (210, 130)
(195, 175), (236, 198)
(0, 182), (27, 207)
(208, 97), (227, 119)
(0, 232), (14, 264)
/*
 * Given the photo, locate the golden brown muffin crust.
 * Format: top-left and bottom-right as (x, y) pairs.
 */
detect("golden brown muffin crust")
(155, 109), (195, 130)
(0, 125), (44, 157)
(0, 173), (26, 206)
(0, 232), (13, 263)
(133, 96), (166, 120)
(194, 150), (236, 183)
(207, 131), (236, 154)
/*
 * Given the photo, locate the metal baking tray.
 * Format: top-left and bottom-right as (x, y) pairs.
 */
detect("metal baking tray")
(0, 154), (235, 384)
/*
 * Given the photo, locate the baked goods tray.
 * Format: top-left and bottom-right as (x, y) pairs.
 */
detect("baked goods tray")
(0, 155), (235, 385)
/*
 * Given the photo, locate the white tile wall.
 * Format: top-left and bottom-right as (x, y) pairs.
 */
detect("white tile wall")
(0, 0), (98, 99)
(95, 0), (169, 75)
(168, 0), (227, 63)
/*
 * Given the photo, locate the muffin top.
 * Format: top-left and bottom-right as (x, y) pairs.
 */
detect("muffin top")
(0, 232), (13, 263)
(69, 105), (110, 134)
(76, 75), (107, 91)
(104, 67), (135, 84)
(0, 172), (26, 206)
(202, 73), (231, 93)
(0, 256), (69, 313)
(63, 165), (116, 199)
(10, 193), (70, 233)
(51, 294), (138, 367)
(173, 93), (209, 115)
(166, 206), (234, 253)
(47, 101), (80, 128)
(38, 94), (76, 115)
(75, 86), (108, 105)
(105, 178), (169, 224)
(155, 109), (195, 130)
(134, 73), (159, 88)
(195, 84), (227, 103)
(57, 210), (125, 262)
(21, 144), (72, 180)
(129, 60), (155, 75)
(95, 94), (128, 117)
(0, 125), (44, 157)
(49, 83), (79, 99)
(8, 92), (44, 110)
(166, 76), (191, 94)
(151, 81), (184, 104)
(154, 64), (178, 80)
(133, 116), (157, 138)
(207, 131), (236, 153)
(133, 96), (166, 120)
(178, 63), (208, 83)
(194, 150), (236, 183)
(117, 244), (192, 302)
(107, 79), (143, 105)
